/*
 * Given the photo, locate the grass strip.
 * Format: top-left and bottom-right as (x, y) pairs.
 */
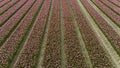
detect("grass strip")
(60, 0), (67, 67)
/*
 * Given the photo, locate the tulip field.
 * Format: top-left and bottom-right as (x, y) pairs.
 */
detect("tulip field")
(0, 0), (120, 68)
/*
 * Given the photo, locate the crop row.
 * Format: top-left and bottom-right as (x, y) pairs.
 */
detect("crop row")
(0, 0), (10, 8)
(0, 0), (27, 26)
(0, 0), (43, 67)
(62, 0), (87, 68)
(91, 0), (120, 27)
(72, 0), (113, 67)
(100, 0), (120, 15)
(42, 0), (61, 67)
(82, 0), (120, 57)
(0, 0), (30, 47)
(0, 0), (19, 15)
(13, 0), (52, 68)
(108, 0), (120, 7)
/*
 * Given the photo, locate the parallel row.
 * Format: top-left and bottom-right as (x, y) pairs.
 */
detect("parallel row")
(0, 0), (27, 26)
(0, 0), (28, 46)
(0, 0), (44, 67)
(100, 0), (120, 15)
(91, 0), (120, 27)
(0, 0), (19, 15)
(72, 0), (113, 67)
(13, 0), (52, 67)
(82, 0), (120, 57)
(78, 0), (120, 67)
(108, 0), (120, 7)
(62, 0), (87, 68)
(0, 0), (120, 67)
(42, 0), (61, 67)
(0, 0), (10, 8)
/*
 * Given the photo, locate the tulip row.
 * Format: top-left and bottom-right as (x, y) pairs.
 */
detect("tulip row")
(71, 0), (113, 67)
(63, 0), (87, 67)
(82, 0), (120, 57)
(42, 0), (61, 67)
(0, 0), (27, 26)
(100, 0), (120, 15)
(92, 0), (120, 27)
(0, 0), (10, 8)
(0, 0), (19, 15)
(14, 0), (52, 67)
(0, 0), (43, 67)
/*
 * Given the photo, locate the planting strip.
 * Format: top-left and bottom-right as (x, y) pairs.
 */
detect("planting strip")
(10, 0), (44, 68)
(0, 0), (28, 26)
(0, 0), (42, 67)
(100, 0), (120, 15)
(0, 0), (11, 8)
(62, 0), (87, 67)
(108, 0), (120, 7)
(0, 0), (20, 15)
(68, 0), (93, 68)
(77, 0), (120, 68)
(0, 0), (31, 47)
(88, 0), (120, 38)
(42, 0), (62, 67)
(36, 0), (52, 68)
(87, 0), (120, 57)
(91, 0), (120, 28)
